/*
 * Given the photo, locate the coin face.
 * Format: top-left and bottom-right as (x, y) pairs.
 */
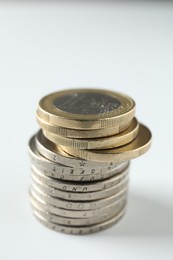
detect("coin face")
(53, 92), (121, 115)
(38, 89), (135, 129)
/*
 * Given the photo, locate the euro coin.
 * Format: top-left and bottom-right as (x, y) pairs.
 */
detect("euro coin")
(37, 89), (135, 130)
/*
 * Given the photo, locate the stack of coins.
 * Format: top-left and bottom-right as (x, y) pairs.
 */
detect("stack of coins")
(28, 89), (151, 235)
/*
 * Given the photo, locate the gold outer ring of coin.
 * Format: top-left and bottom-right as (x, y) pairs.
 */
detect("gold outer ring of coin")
(43, 118), (139, 150)
(37, 89), (136, 129)
(36, 114), (132, 139)
(60, 124), (152, 162)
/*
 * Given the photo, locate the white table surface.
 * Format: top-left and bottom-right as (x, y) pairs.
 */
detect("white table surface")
(0, 1), (173, 259)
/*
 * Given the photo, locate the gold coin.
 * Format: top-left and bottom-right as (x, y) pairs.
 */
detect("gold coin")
(60, 124), (152, 162)
(43, 118), (139, 150)
(37, 89), (135, 130)
(37, 114), (132, 139)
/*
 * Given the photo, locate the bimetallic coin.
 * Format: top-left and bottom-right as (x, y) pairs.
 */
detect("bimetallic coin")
(32, 206), (126, 235)
(43, 118), (139, 150)
(29, 190), (127, 218)
(37, 114), (132, 139)
(37, 89), (135, 129)
(30, 198), (126, 226)
(60, 124), (152, 162)
(31, 165), (129, 192)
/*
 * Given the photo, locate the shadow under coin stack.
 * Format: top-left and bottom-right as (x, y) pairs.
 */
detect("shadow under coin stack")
(28, 89), (152, 235)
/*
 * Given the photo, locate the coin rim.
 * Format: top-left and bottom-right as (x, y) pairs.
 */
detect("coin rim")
(37, 89), (136, 129)
(60, 124), (152, 162)
(43, 118), (139, 150)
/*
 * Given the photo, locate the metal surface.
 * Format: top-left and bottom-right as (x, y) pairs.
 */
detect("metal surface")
(43, 118), (139, 149)
(37, 89), (135, 129)
(37, 114), (132, 139)
(30, 184), (128, 210)
(28, 88), (151, 234)
(29, 190), (127, 218)
(31, 173), (129, 201)
(31, 165), (129, 192)
(60, 124), (152, 162)
(30, 198), (126, 226)
(34, 131), (120, 168)
(32, 206), (126, 235)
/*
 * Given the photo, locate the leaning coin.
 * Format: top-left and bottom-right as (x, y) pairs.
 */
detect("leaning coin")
(30, 198), (126, 226)
(43, 118), (139, 150)
(31, 164), (129, 192)
(60, 124), (152, 162)
(32, 206), (126, 234)
(35, 131), (118, 168)
(37, 89), (135, 129)
(37, 114), (132, 139)
(30, 184), (128, 210)
(29, 190), (127, 218)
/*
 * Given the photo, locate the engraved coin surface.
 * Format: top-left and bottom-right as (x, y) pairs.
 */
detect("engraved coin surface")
(31, 164), (129, 192)
(53, 92), (121, 115)
(38, 89), (136, 129)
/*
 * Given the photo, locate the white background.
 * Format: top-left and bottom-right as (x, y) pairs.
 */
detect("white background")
(0, 1), (173, 259)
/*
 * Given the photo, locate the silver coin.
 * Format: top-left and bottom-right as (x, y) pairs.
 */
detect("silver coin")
(29, 136), (129, 178)
(31, 172), (129, 201)
(35, 131), (119, 168)
(31, 161), (129, 182)
(29, 189), (127, 218)
(31, 165), (129, 192)
(30, 198), (126, 226)
(32, 206), (126, 235)
(30, 184), (128, 210)
(29, 142), (129, 181)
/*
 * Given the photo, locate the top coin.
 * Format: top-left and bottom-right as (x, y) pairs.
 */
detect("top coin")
(37, 89), (135, 130)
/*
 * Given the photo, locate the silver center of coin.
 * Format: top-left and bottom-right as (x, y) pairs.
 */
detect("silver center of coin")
(53, 92), (121, 115)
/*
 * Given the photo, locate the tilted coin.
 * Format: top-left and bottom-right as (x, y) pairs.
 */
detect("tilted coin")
(37, 114), (132, 139)
(43, 118), (139, 150)
(31, 164), (129, 192)
(30, 198), (126, 226)
(37, 89), (135, 129)
(33, 132), (118, 168)
(32, 206), (126, 235)
(60, 124), (152, 162)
